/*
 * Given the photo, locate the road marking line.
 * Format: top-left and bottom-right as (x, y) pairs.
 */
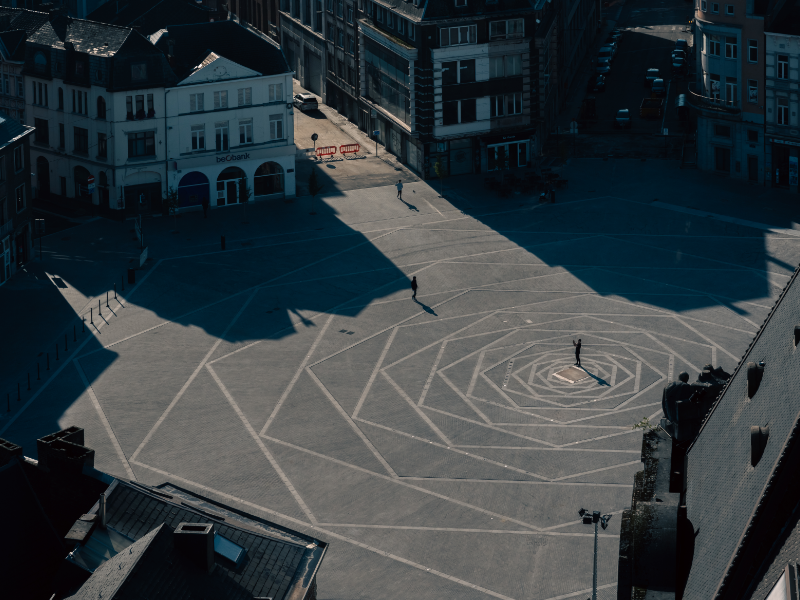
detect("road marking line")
(74, 359), (135, 480)
(206, 363), (317, 524)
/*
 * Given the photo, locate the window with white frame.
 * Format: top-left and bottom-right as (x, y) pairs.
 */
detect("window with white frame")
(215, 121), (229, 151)
(777, 97), (788, 125)
(238, 87), (252, 106)
(748, 40), (757, 62)
(707, 35), (720, 56)
(725, 77), (737, 105)
(725, 37), (737, 59)
(709, 74), (720, 99)
(489, 19), (524, 40)
(778, 55), (789, 79)
(725, 4), (733, 14)
(489, 55), (523, 78)
(239, 119), (253, 144)
(269, 83), (284, 102)
(214, 90), (228, 109)
(191, 124), (205, 150)
(190, 93), (204, 112)
(748, 79), (757, 103)
(711, 2), (719, 11)
(270, 113), (284, 139)
(442, 98), (476, 124)
(489, 93), (522, 117)
(440, 24), (476, 46)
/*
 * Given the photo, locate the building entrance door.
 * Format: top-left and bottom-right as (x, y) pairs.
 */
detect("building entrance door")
(226, 181), (238, 204)
(747, 155), (758, 182)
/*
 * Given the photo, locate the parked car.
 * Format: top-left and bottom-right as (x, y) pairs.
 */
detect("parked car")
(672, 48), (687, 61)
(588, 74), (606, 92)
(596, 57), (612, 74)
(644, 68), (660, 87)
(604, 37), (618, 49)
(611, 29), (624, 41)
(651, 78), (667, 97)
(672, 56), (688, 74)
(599, 44), (616, 60)
(675, 39), (689, 54)
(293, 93), (318, 111)
(614, 109), (631, 129)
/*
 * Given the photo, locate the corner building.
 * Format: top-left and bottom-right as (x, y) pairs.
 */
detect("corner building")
(357, 0), (563, 178)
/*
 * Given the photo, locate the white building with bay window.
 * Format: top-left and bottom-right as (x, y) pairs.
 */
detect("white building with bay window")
(159, 21), (296, 211)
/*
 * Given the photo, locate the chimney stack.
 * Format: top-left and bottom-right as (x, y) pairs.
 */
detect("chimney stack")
(174, 523), (215, 573)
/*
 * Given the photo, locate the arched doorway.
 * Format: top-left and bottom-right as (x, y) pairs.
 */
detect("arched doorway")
(216, 167), (245, 205)
(178, 172), (209, 208)
(253, 162), (284, 198)
(73, 166), (91, 200)
(36, 156), (50, 199)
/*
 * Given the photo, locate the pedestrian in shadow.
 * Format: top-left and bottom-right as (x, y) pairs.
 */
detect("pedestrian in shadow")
(573, 338), (582, 367)
(396, 179), (403, 200)
(201, 196), (210, 219)
(411, 276), (418, 300)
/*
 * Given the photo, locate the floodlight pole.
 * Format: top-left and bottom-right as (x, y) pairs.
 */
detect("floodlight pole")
(592, 518), (598, 600)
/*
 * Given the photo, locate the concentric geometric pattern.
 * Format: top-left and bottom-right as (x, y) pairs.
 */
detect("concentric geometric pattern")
(5, 191), (798, 600)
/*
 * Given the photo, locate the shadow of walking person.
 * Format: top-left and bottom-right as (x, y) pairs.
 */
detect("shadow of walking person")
(400, 199), (419, 212)
(413, 298), (437, 316)
(580, 367), (610, 386)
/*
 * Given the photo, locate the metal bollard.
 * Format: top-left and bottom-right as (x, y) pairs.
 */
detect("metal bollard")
(27, 373), (30, 391)
(91, 307), (93, 324)
(221, 235), (226, 250)
(114, 283), (117, 300)
(99, 298), (102, 317)
(107, 291), (109, 308)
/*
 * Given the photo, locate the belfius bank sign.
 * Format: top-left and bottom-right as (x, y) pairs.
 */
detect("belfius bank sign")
(217, 152), (251, 163)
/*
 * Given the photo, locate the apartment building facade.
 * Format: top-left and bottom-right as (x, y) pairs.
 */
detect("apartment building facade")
(157, 21), (296, 208)
(692, 0), (768, 182)
(279, 0), (325, 97)
(0, 116), (33, 286)
(25, 17), (175, 215)
(0, 8), (50, 124)
(357, 0), (562, 179)
(764, 2), (799, 193)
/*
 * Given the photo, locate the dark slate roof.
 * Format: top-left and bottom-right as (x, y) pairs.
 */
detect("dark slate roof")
(159, 20), (290, 79)
(742, 502), (800, 600)
(419, 0), (539, 21)
(683, 262), (800, 600)
(0, 7), (50, 35)
(0, 114), (33, 149)
(0, 457), (66, 600)
(87, 0), (215, 36)
(28, 16), (133, 55)
(75, 480), (326, 600)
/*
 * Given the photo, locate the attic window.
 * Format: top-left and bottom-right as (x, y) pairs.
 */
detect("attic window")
(750, 425), (769, 466)
(746, 361), (765, 399)
(131, 63), (147, 82)
(214, 533), (246, 566)
(34, 51), (47, 72)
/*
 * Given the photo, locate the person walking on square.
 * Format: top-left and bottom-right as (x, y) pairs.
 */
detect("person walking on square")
(396, 179), (403, 200)
(573, 338), (582, 367)
(411, 276), (418, 300)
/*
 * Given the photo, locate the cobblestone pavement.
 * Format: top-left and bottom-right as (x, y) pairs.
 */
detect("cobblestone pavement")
(3, 180), (800, 600)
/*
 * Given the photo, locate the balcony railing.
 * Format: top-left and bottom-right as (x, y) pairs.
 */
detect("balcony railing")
(686, 83), (741, 115)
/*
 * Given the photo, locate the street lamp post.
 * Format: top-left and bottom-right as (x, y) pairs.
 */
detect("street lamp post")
(579, 508), (612, 600)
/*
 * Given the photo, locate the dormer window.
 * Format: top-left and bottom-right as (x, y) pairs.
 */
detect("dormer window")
(75, 61), (86, 77)
(131, 63), (147, 82)
(34, 51), (47, 73)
